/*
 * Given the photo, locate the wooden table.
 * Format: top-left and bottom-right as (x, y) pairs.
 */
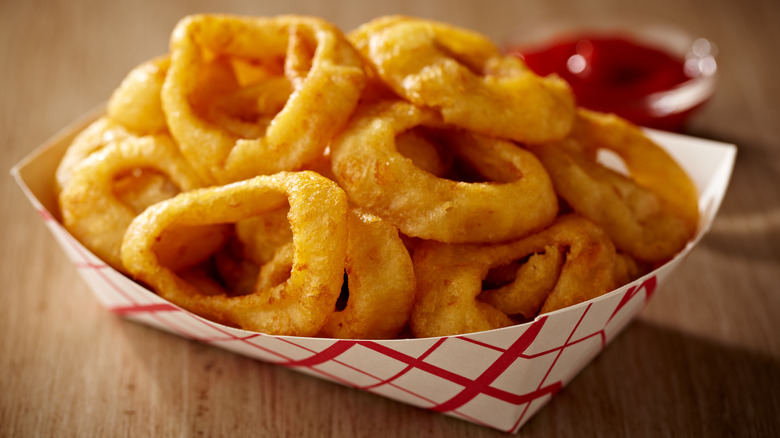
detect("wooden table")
(3, 0), (779, 436)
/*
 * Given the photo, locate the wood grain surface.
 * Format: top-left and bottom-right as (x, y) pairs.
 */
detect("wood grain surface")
(2, 0), (779, 436)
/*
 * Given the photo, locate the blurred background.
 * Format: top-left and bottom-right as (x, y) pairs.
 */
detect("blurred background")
(5, 0), (776, 148)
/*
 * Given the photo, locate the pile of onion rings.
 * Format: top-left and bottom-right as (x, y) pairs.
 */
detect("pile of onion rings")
(55, 13), (699, 338)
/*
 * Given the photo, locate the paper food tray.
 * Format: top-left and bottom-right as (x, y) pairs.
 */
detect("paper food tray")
(11, 112), (735, 433)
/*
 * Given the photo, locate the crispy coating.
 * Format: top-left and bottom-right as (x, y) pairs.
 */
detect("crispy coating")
(480, 246), (565, 319)
(121, 171), (349, 337)
(55, 117), (135, 196)
(236, 205), (293, 266)
(107, 56), (170, 134)
(319, 208), (416, 339)
(411, 215), (618, 337)
(58, 125), (222, 272)
(330, 100), (558, 243)
(349, 16), (575, 143)
(162, 14), (366, 184)
(57, 55), (229, 274)
(57, 57), (173, 197)
(528, 109), (700, 263)
(54, 14), (701, 339)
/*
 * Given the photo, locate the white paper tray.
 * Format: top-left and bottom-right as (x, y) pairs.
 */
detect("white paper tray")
(11, 112), (735, 432)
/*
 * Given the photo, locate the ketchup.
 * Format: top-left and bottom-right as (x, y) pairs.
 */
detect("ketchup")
(512, 35), (698, 131)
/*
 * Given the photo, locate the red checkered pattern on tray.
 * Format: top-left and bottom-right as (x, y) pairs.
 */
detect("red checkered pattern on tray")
(40, 207), (664, 433)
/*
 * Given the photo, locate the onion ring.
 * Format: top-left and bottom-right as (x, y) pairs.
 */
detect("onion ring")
(58, 56), (172, 195)
(230, 205), (416, 339)
(162, 14), (366, 184)
(330, 100), (558, 243)
(528, 109), (699, 262)
(319, 208), (416, 339)
(411, 215), (618, 337)
(120, 171), (349, 336)
(59, 132), (223, 272)
(348, 16), (575, 143)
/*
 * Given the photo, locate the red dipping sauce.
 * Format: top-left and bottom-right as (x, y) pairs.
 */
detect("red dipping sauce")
(510, 34), (712, 131)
